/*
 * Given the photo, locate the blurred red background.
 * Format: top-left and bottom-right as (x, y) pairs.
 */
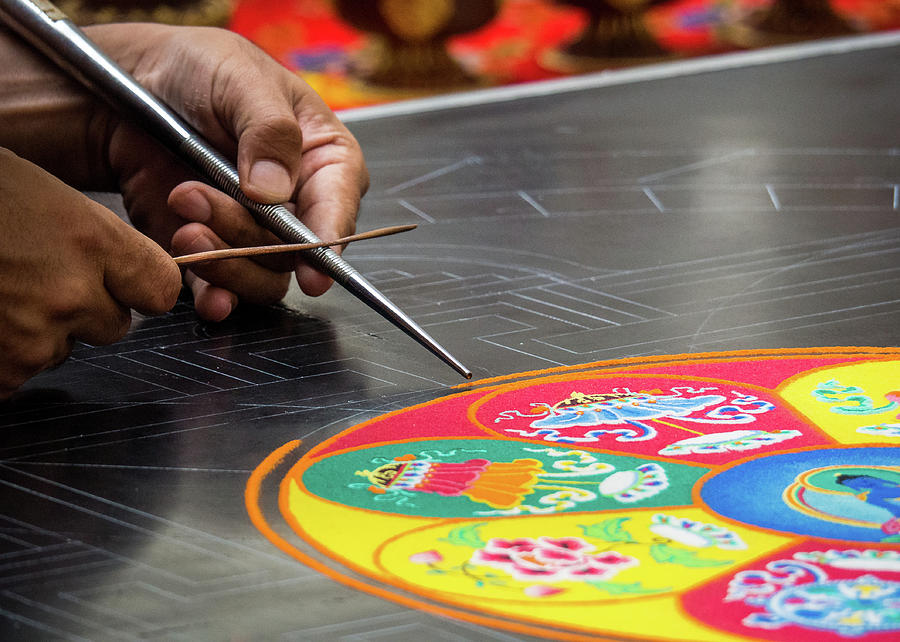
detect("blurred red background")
(226, 0), (900, 109)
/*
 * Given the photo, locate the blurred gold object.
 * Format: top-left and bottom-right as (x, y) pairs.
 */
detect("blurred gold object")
(379, 0), (454, 41)
(543, 0), (671, 72)
(56, 0), (232, 26)
(335, 0), (500, 89)
(726, 0), (856, 48)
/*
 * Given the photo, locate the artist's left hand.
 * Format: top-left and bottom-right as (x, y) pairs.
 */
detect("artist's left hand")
(91, 23), (370, 321)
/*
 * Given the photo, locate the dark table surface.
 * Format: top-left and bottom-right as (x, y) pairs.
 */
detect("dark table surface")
(1, 35), (898, 640)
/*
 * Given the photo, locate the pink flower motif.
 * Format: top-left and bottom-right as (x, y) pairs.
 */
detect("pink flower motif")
(882, 517), (900, 535)
(593, 551), (636, 566)
(470, 535), (638, 583)
(524, 584), (565, 598)
(486, 538), (538, 551)
(539, 536), (594, 552)
(409, 550), (444, 564)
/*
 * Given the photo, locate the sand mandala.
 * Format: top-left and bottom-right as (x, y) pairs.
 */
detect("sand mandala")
(247, 347), (900, 641)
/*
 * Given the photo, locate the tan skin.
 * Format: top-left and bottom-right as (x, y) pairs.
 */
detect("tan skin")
(0, 23), (369, 398)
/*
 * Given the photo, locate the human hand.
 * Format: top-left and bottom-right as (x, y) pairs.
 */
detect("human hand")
(0, 149), (181, 399)
(92, 24), (369, 321)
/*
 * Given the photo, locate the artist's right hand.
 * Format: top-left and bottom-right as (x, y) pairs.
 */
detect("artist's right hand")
(0, 149), (181, 399)
(99, 24), (369, 321)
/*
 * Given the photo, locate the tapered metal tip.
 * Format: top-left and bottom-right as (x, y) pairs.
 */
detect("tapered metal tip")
(344, 271), (472, 379)
(249, 207), (470, 378)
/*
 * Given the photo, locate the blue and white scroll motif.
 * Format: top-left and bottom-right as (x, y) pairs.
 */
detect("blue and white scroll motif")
(495, 387), (776, 443)
(726, 556), (900, 637)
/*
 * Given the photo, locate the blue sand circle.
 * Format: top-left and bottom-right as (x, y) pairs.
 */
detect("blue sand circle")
(699, 447), (900, 542)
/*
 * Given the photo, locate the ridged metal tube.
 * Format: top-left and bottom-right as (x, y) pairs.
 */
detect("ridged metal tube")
(178, 138), (357, 285)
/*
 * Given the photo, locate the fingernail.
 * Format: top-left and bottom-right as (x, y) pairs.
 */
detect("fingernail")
(178, 188), (212, 222)
(249, 160), (292, 202)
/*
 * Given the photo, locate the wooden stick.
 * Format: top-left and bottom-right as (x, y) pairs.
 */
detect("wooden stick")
(173, 224), (418, 266)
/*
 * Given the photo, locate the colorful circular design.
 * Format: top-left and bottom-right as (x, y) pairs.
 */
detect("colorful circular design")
(247, 348), (900, 641)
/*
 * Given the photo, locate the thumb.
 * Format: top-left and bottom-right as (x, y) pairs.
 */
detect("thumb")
(233, 92), (304, 204)
(102, 217), (182, 315)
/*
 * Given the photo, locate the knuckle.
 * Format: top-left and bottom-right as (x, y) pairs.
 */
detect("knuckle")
(358, 163), (371, 197)
(156, 257), (184, 310)
(333, 133), (369, 197)
(258, 113), (302, 137)
(154, 267), (184, 313)
(77, 306), (132, 347)
(48, 281), (94, 319)
(171, 222), (212, 256)
(246, 118), (304, 161)
(9, 340), (63, 378)
(0, 376), (22, 400)
(0, 369), (26, 395)
(270, 274), (292, 302)
(344, 141), (370, 197)
(126, 240), (183, 315)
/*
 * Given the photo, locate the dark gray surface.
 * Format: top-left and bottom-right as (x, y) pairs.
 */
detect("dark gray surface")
(1, 40), (898, 640)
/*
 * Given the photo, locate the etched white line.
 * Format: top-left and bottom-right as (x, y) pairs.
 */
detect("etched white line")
(643, 187), (665, 212)
(518, 190), (551, 217)
(398, 199), (435, 223)
(510, 292), (618, 325)
(385, 156), (481, 194)
(766, 184), (782, 211)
